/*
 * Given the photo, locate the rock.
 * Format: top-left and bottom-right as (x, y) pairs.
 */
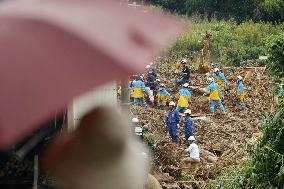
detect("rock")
(161, 183), (181, 189)
(183, 184), (193, 189)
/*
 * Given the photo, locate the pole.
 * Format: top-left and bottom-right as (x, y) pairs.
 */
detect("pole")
(33, 155), (39, 189)
(121, 80), (131, 114)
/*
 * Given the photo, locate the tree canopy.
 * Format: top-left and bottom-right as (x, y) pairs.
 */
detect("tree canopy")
(146, 0), (284, 22)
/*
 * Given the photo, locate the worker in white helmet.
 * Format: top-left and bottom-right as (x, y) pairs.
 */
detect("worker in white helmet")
(183, 136), (200, 163)
(236, 75), (246, 109)
(132, 117), (144, 142)
(213, 67), (227, 99)
(132, 75), (147, 108)
(166, 101), (180, 144)
(157, 83), (171, 109)
(204, 78), (225, 113)
(176, 83), (192, 113)
(176, 58), (190, 87)
(184, 109), (194, 146)
(144, 65), (157, 105)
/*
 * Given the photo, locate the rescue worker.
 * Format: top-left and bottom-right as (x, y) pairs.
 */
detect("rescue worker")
(132, 76), (147, 108)
(272, 80), (284, 109)
(176, 83), (192, 113)
(204, 78), (225, 113)
(183, 136), (200, 163)
(236, 75), (246, 109)
(145, 64), (158, 81)
(157, 83), (171, 108)
(184, 109), (193, 146)
(166, 101), (180, 144)
(153, 78), (161, 106)
(129, 76), (137, 102)
(176, 58), (190, 87)
(214, 68), (227, 99)
(145, 65), (157, 104)
(132, 117), (144, 142)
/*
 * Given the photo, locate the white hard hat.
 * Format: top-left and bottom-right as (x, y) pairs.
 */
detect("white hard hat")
(188, 136), (195, 141)
(169, 101), (175, 106)
(207, 77), (214, 83)
(183, 83), (189, 88)
(156, 79), (161, 82)
(184, 109), (191, 114)
(237, 75), (243, 80)
(181, 58), (187, 64)
(214, 68), (219, 72)
(160, 83), (165, 87)
(145, 65), (151, 69)
(132, 117), (139, 123)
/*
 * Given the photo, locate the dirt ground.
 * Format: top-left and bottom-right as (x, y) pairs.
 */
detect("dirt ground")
(131, 64), (272, 188)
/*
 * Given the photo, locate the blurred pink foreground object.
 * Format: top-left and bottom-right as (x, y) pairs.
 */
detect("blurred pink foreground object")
(0, 0), (184, 148)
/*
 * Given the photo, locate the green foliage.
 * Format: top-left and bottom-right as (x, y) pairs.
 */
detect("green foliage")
(184, 0), (258, 22)
(211, 165), (245, 189)
(146, 0), (284, 22)
(265, 33), (284, 78)
(146, 0), (186, 14)
(166, 20), (284, 66)
(243, 111), (284, 188)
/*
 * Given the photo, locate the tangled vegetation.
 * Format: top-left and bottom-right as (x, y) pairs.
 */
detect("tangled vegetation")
(210, 29), (284, 189)
(146, 0), (284, 23)
(166, 20), (284, 67)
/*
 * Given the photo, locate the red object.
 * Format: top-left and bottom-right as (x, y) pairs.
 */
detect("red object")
(0, 0), (184, 148)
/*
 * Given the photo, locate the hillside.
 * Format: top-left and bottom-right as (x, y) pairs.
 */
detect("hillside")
(131, 63), (272, 188)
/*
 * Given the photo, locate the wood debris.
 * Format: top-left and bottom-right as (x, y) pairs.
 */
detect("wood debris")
(132, 63), (273, 188)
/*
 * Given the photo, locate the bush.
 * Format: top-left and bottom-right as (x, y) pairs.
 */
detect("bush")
(243, 111), (284, 188)
(165, 20), (284, 66)
(146, 0), (284, 23)
(265, 33), (284, 78)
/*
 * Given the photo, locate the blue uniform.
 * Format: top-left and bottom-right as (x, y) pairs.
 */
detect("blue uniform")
(132, 79), (147, 107)
(237, 80), (245, 108)
(205, 82), (225, 113)
(184, 116), (193, 145)
(215, 71), (227, 98)
(176, 88), (192, 113)
(176, 65), (190, 86)
(166, 109), (180, 144)
(146, 68), (157, 89)
(157, 89), (171, 107)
